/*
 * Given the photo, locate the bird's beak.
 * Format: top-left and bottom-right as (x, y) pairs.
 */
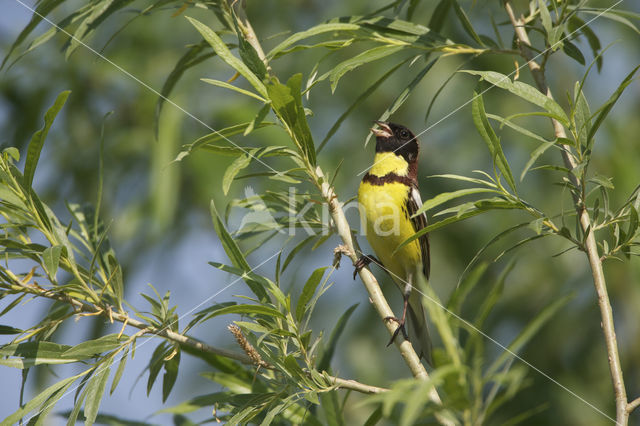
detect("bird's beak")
(371, 121), (392, 138)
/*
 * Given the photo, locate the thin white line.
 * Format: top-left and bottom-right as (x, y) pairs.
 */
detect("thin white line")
(357, 0), (625, 177)
(23, 249), (281, 423)
(354, 248), (616, 423)
(11, 0), (280, 176)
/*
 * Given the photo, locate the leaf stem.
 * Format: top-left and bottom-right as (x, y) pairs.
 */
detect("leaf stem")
(504, 2), (628, 424)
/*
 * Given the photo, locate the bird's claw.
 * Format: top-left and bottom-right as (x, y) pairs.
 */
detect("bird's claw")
(384, 316), (408, 346)
(353, 254), (381, 280)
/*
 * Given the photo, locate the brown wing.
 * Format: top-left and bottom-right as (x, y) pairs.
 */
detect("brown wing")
(406, 185), (430, 279)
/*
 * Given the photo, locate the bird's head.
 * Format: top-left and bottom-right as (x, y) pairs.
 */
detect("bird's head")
(371, 121), (419, 164)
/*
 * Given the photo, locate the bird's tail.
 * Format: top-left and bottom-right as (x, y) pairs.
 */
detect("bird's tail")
(407, 291), (432, 365)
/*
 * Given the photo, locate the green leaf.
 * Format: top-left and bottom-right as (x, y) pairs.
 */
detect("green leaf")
(329, 45), (404, 93)
(24, 91), (70, 189)
(2, 369), (90, 425)
(267, 74), (316, 166)
(428, 0), (452, 34)
(156, 40), (214, 136)
(0, 325), (22, 335)
(210, 198), (269, 301)
(370, 56), (439, 141)
(231, 11), (267, 80)
(222, 152), (254, 195)
(471, 91), (517, 193)
(110, 347), (129, 395)
(486, 293), (574, 376)
(319, 390), (345, 426)
(296, 267), (327, 322)
(1, 0), (65, 69)
(201, 78), (267, 102)
(201, 304), (285, 322)
(163, 350), (180, 403)
(537, 0), (553, 37)
(452, 0), (483, 45)
(486, 113), (551, 144)
(563, 40), (585, 65)
(42, 245), (63, 280)
(317, 304), (358, 372)
(186, 17), (267, 97)
(175, 121), (275, 162)
(462, 70), (569, 125)
(63, 334), (126, 358)
(267, 23), (360, 59)
(521, 141), (556, 181)
(84, 364), (112, 425)
(587, 65), (640, 147)
(415, 188), (498, 215)
(318, 58), (408, 152)
(281, 235), (316, 273)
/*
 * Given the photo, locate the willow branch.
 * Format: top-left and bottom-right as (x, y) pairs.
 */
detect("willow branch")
(4, 281), (385, 395)
(315, 168), (456, 426)
(504, 2), (628, 424)
(628, 396), (640, 414)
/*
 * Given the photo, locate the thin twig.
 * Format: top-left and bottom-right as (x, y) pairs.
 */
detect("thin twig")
(5, 281), (386, 395)
(628, 396), (640, 414)
(504, 2), (628, 424)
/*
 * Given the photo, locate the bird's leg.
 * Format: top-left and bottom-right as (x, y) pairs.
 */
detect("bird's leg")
(384, 277), (412, 346)
(353, 254), (383, 280)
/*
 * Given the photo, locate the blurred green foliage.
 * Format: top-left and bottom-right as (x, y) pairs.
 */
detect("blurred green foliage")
(1, 0), (640, 424)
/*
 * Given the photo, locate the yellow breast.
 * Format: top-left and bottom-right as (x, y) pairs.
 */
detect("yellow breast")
(358, 180), (423, 288)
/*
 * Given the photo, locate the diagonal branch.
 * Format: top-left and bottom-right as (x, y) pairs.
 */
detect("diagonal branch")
(314, 168), (456, 426)
(3, 281), (385, 395)
(504, 2), (628, 424)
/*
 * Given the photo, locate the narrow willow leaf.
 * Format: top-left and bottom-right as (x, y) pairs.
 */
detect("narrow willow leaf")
(24, 91), (70, 189)
(318, 58), (408, 152)
(42, 245), (63, 280)
(267, 74), (316, 166)
(296, 267), (327, 322)
(587, 65), (640, 147)
(521, 141), (556, 181)
(66, 0), (129, 59)
(320, 390), (345, 426)
(415, 188), (498, 215)
(187, 17), (267, 97)
(268, 23), (360, 59)
(2, 369), (90, 425)
(537, 0), (553, 36)
(174, 121), (274, 162)
(471, 91), (517, 192)
(62, 334), (126, 358)
(1, 0), (65, 69)
(110, 347), (129, 395)
(157, 392), (234, 414)
(210, 198), (269, 301)
(162, 349), (180, 403)
(156, 40), (214, 136)
(230, 11), (267, 80)
(447, 263), (488, 314)
(486, 293), (574, 377)
(244, 103), (272, 136)
(462, 70), (569, 125)
(452, 0), (483, 45)
(428, 0), (452, 34)
(568, 16), (602, 71)
(281, 235), (316, 272)
(317, 303), (358, 372)
(201, 78), (266, 102)
(486, 113), (550, 144)
(376, 56), (438, 123)
(563, 40), (585, 65)
(84, 364), (111, 425)
(329, 45), (404, 93)
(201, 304), (285, 322)
(222, 152), (253, 195)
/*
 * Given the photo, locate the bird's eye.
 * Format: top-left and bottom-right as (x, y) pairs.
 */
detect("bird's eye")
(399, 130), (410, 139)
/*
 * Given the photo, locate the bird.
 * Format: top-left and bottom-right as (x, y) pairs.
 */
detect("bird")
(355, 121), (431, 363)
